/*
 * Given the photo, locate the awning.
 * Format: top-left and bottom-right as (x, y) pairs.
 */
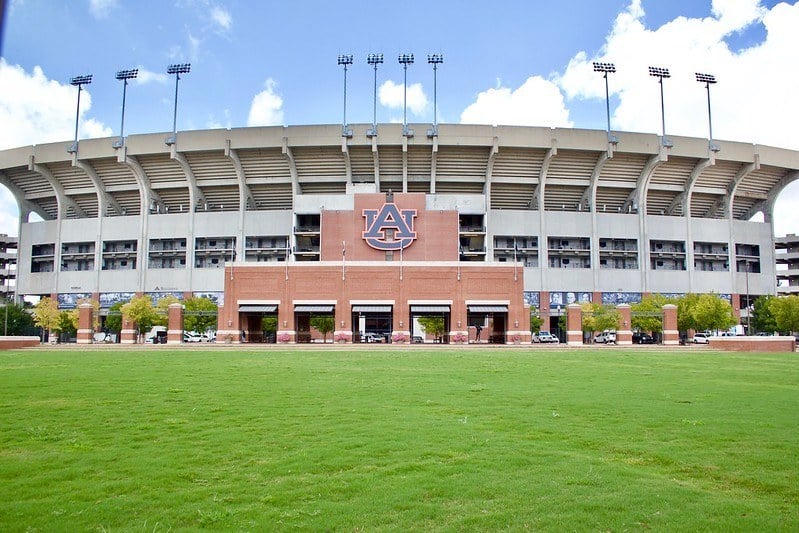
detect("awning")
(294, 305), (335, 313)
(468, 305), (508, 313)
(238, 305), (277, 313)
(352, 305), (392, 313)
(410, 305), (450, 313)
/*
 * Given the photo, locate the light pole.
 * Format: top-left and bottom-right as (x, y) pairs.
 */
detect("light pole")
(593, 62), (617, 144)
(648, 66), (672, 147)
(337, 54), (353, 138)
(398, 53), (414, 137)
(113, 68), (138, 149)
(366, 53), (383, 137)
(695, 72), (719, 152)
(67, 74), (93, 154)
(166, 63), (191, 145)
(427, 53), (443, 137)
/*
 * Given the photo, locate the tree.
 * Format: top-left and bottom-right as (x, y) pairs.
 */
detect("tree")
(32, 297), (60, 341)
(154, 295), (180, 327)
(104, 301), (125, 334)
(184, 296), (218, 333)
(769, 295), (799, 333)
(57, 310), (77, 340)
(692, 293), (737, 332)
(631, 294), (672, 333)
(676, 293), (702, 332)
(1, 300), (35, 335)
(581, 302), (620, 335)
(751, 295), (778, 334)
(121, 295), (159, 340)
(529, 307), (544, 334)
(310, 315), (335, 342)
(418, 316), (446, 341)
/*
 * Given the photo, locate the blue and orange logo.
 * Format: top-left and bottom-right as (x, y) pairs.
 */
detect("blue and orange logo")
(362, 201), (417, 251)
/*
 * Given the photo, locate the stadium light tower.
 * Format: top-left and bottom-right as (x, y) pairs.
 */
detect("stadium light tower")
(648, 66), (672, 147)
(398, 53), (414, 137)
(165, 63), (191, 145)
(592, 62), (618, 145)
(696, 72), (720, 152)
(366, 53), (383, 137)
(113, 68), (138, 149)
(427, 53), (443, 138)
(67, 74), (92, 154)
(337, 54), (354, 138)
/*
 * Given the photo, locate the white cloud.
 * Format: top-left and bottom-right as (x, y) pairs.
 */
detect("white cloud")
(247, 79), (284, 127)
(555, 0), (799, 236)
(0, 60), (112, 235)
(378, 80), (429, 116)
(88, 0), (117, 19)
(134, 68), (169, 85)
(460, 76), (572, 127)
(210, 6), (232, 32)
(0, 60), (111, 150)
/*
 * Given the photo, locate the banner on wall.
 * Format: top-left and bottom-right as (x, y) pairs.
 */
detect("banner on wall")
(549, 292), (592, 309)
(99, 292), (135, 308)
(57, 293), (92, 309)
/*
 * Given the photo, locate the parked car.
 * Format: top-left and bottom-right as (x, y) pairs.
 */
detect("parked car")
(594, 330), (617, 344)
(632, 332), (654, 344)
(533, 331), (559, 343)
(411, 335), (424, 344)
(692, 332), (710, 344)
(361, 332), (385, 343)
(183, 331), (206, 343)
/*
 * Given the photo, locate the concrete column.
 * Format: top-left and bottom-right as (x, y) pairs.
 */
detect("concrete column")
(616, 304), (632, 345)
(76, 302), (94, 344)
(566, 303), (583, 346)
(167, 302), (184, 345)
(662, 304), (679, 345)
(121, 316), (138, 344)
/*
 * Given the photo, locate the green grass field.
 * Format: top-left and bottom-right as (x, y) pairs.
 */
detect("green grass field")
(0, 347), (797, 531)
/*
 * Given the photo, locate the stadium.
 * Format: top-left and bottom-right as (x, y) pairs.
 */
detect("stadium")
(0, 122), (794, 342)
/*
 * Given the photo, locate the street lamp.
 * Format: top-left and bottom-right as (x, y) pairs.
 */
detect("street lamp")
(427, 53), (443, 137)
(67, 74), (92, 154)
(165, 63), (191, 145)
(113, 68), (139, 149)
(337, 54), (353, 138)
(366, 53), (383, 137)
(398, 53), (414, 137)
(648, 66), (672, 147)
(695, 72), (720, 152)
(592, 62), (618, 144)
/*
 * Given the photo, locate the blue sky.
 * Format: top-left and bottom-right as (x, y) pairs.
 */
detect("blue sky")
(0, 0), (797, 237)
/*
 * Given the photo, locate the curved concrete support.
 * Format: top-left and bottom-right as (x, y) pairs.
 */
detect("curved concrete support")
(586, 152), (609, 287)
(171, 149), (206, 211)
(31, 162), (86, 219)
(0, 171), (48, 221)
(282, 138), (299, 198)
(430, 137), (438, 194)
(537, 144), (557, 290)
(225, 146), (254, 261)
(341, 138), (352, 185)
(370, 136), (380, 192)
(74, 159), (123, 217)
(632, 154), (667, 292)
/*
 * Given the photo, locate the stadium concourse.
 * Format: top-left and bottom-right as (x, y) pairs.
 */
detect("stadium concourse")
(0, 123), (796, 343)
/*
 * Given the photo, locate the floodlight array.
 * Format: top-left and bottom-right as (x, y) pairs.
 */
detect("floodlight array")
(695, 72), (716, 84)
(70, 74), (93, 86)
(337, 54), (353, 66)
(427, 53), (443, 64)
(398, 53), (414, 65)
(115, 69), (139, 80)
(366, 53), (384, 65)
(648, 66), (670, 78)
(167, 63), (191, 74)
(593, 62), (616, 73)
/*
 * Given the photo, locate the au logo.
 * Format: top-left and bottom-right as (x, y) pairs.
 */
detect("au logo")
(362, 201), (417, 251)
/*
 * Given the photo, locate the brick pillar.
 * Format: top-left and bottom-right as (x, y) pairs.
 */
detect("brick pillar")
(616, 304), (632, 345)
(277, 304), (294, 344)
(76, 303), (94, 344)
(167, 303), (184, 344)
(335, 305), (352, 343)
(566, 303), (583, 346)
(662, 304), (679, 345)
(121, 316), (138, 344)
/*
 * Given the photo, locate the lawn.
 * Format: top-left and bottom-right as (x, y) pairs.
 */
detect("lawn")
(0, 347), (797, 531)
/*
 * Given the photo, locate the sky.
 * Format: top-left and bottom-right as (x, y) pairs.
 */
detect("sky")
(0, 0), (797, 238)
